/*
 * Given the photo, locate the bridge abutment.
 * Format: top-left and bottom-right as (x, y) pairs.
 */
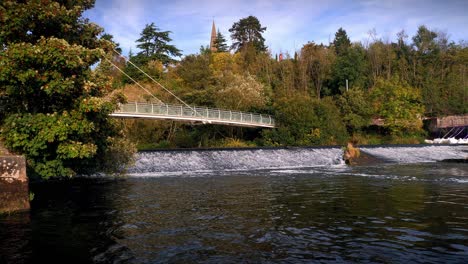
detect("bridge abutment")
(0, 155), (30, 214)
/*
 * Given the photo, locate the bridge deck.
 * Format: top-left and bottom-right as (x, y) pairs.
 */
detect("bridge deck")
(110, 102), (276, 128)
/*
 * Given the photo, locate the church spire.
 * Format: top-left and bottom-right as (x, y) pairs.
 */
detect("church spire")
(210, 20), (217, 52)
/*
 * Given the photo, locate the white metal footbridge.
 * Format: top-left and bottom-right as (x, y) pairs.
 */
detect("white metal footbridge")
(106, 49), (275, 128)
(111, 102), (275, 128)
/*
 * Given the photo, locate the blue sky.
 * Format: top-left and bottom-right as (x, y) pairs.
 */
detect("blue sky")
(84, 0), (468, 57)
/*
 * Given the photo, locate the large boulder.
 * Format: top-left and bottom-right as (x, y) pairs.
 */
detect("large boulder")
(344, 142), (360, 164)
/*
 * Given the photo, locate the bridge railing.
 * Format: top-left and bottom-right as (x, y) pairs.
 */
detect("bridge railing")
(114, 102), (275, 127)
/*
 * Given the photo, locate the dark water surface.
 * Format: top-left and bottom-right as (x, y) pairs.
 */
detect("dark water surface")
(1, 147), (468, 263)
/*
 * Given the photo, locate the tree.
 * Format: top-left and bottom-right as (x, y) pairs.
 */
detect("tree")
(101, 33), (122, 53)
(333, 27), (351, 56)
(370, 78), (425, 136)
(199, 45), (211, 55)
(410, 25), (456, 115)
(328, 44), (369, 95)
(328, 28), (368, 95)
(0, 0), (134, 179)
(367, 40), (396, 82)
(273, 56), (297, 93)
(412, 25), (438, 55)
(394, 29), (412, 83)
(0, 0), (99, 48)
(210, 52), (235, 77)
(215, 74), (267, 111)
(97, 33), (125, 86)
(214, 30), (229, 52)
(300, 42), (335, 98)
(229, 16), (267, 52)
(135, 22), (182, 66)
(264, 94), (347, 146)
(175, 54), (215, 106)
(337, 88), (373, 133)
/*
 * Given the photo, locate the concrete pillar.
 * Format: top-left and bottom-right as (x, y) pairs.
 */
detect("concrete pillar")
(0, 155), (30, 214)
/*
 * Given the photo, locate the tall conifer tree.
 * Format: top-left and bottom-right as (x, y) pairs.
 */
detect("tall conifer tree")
(229, 16), (267, 52)
(214, 30), (229, 52)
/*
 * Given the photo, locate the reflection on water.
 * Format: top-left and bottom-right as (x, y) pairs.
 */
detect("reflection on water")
(1, 163), (468, 263)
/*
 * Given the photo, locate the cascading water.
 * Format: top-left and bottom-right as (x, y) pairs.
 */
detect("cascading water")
(360, 145), (467, 163)
(128, 147), (345, 175)
(127, 145), (467, 177)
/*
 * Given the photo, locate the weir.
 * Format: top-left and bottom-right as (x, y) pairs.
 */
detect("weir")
(359, 145), (467, 163)
(128, 147), (344, 175)
(128, 145), (467, 176)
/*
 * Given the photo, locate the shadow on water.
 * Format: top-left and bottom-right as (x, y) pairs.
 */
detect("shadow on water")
(0, 178), (135, 264)
(0, 211), (31, 264)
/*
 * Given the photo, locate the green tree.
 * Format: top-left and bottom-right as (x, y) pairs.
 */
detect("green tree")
(199, 45), (211, 55)
(328, 44), (369, 95)
(300, 42), (335, 98)
(412, 25), (438, 55)
(135, 22), (182, 66)
(214, 30), (229, 52)
(0, 0), (134, 179)
(393, 30), (412, 83)
(333, 27), (351, 56)
(0, 0), (99, 47)
(97, 33), (125, 86)
(367, 40), (396, 82)
(327, 28), (369, 95)
(409, 25), (465, 115)
(229, 16), (267, 52)
(176, 54), (215, 106)
(264, 94), (347, 146)
(370, 78), (425, 136)
(337, 88), (373, 133)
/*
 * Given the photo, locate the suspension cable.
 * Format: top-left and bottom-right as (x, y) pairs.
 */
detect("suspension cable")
(452, 127), (465, 138)
(441, 127), (455, 139)
(104, 57), (162, 104)
(112, 48), (197, 112)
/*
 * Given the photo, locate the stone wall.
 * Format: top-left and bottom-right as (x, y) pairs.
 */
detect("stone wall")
(436, 115), (468, 128)
(0, 155), (30, 213)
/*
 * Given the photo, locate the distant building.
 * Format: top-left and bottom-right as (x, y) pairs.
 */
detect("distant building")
(210, 21), (217, 52)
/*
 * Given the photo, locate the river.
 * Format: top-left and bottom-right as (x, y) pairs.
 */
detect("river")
(1, 145), (467, 263)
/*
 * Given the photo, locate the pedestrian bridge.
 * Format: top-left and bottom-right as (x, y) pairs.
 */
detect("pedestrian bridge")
(110, 102), (276, 128)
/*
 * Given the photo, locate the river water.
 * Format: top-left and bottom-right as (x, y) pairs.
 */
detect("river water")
(1, 145), (467, 263)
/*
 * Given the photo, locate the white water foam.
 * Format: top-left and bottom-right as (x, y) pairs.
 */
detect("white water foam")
(128, 148), (344, 176)
(360, 145), (467, 163)
(449, 178), (468, 184)
(125, 145), (467, 178)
